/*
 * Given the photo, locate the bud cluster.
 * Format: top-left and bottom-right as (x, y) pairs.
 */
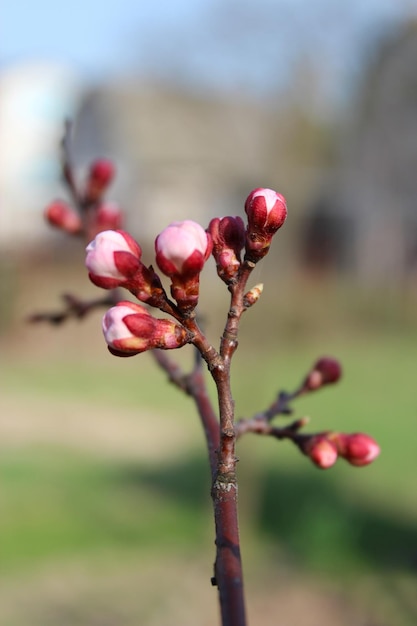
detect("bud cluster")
(207, 189), (287, 284)
(84, 187), (288, 354)
(45, 158), (122, 239)
(300, 431), (380, 469)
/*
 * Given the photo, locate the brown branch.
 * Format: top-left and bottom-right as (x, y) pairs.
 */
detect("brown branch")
(28, 292), (118, 325)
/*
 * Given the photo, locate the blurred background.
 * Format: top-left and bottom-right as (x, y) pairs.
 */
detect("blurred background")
(1, 1), (417, 624)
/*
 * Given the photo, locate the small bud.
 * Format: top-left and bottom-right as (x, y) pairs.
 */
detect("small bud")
(155, 220), (212, 278)
(102, 300), (189, 357)
(155, 220), (212, 311)
(90, 202), (123, 236)
(243, 283), (264, 308)
(84, 158), (115, 203)
(244, 188), (287, 261)
(303, 357), (342, 392)
(86, 230), (142, 289)
(302, 434), (338, 469)
(45, 200), (82, 235)
(331, 433), (380, 467)
(207, 216), (246, 282)
(102, 301), (155, 356)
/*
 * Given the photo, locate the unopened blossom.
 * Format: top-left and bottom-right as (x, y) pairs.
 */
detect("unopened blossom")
(102, 300), (189, 357)
(45, 199), (82, 235)
(87, 202), (124, 239)
(302, 435), (338, 469)
(84, 158), (115, 203)
(208, 216), (246, 282)
(244, 187), (287, 261)
(155, 220), (212, 278)
(332, 433), (380, 467)
(155, 220), (212, 311)
(303, 357), (342, 391)
(85, 230), (141, 289)
(102, 301), (154, 355)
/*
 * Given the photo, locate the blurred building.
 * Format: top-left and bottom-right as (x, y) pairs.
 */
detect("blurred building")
(2, 19), (417, 287)
(74, 83), (284, 240)
(302, 20), (417, 284)
(0, 62), (81, 250)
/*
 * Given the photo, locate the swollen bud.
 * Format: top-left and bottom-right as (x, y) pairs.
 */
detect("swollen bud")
(207, 216), (246, 282)
(303, 357), (342, 392)
(45, 200), (82, 235)
(155, 220), (212, 312)
(331, 433), (380, 467)
(244, 188), (287, 261)
(84, 159), (115, 204)
(90, 202), (123, 237)
(301, 434), (338, 469)
(102, 301), (189, 357)
(85, 230), (142, 290)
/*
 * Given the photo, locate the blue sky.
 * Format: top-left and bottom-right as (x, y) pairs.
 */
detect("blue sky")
(2, 0), (416, 102)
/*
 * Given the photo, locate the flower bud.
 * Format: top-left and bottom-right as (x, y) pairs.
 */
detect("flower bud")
(155, 220), (212, 278)
(102, 300), (189, 357)
(302, 434), (338, 469)
(244, 187), (287, 261)
(84, 158), (115, 203)
(303, 357), (342, 392)
(208, 216), (245, 282)
(155, 220), (212, 311)
(86, 230), (142, 290)
(91, 202), (123, 235)
(243, 283), (263, 308)
(331, 433), (380, 467)
(102, 301), (155, 356)
(45, 199), (82, 235)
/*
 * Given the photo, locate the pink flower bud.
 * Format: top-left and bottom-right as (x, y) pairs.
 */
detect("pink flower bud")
(102, 301), (155, 356)
(95, 202), (123, 231)
(208, 216), (246, 282)
(84, 158), (115, 203)
(303, 357), (342, 391)
(45, 200), (82, 234)
(332, 433), (380, 467)
(85, 230), (142, 289)
(155, 220), (212, 278)
(90, 159), (115, 186)
(244, 187), (287, 261)
(86, 202), (124, 240)
(155, 220), (212, 311)
(102, 301), (189, 357)
(302, 435), (338, 469)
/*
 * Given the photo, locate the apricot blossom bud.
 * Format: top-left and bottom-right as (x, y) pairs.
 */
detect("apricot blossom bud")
(93, 202), (123, 234)
(303, 357), (342, 392)
(331, 433), (380, 467)
(45, 199), (82, 235)
(244, 188), (287, 261)
(102, 301), (189, 357)
(155, 220), (212, 311)
(84, 158), (115, 203)
(208, 216), (245, 282)
(302, 435), (338, 469)
(86, 230), (142, 289)
(155, 220), (212, 278)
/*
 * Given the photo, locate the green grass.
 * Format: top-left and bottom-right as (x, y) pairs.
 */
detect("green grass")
(0, 447), (211, 575)
(2, 323), (417, 624)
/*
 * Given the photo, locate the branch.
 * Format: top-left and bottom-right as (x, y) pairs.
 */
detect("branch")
(28, 292), (118, 325)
